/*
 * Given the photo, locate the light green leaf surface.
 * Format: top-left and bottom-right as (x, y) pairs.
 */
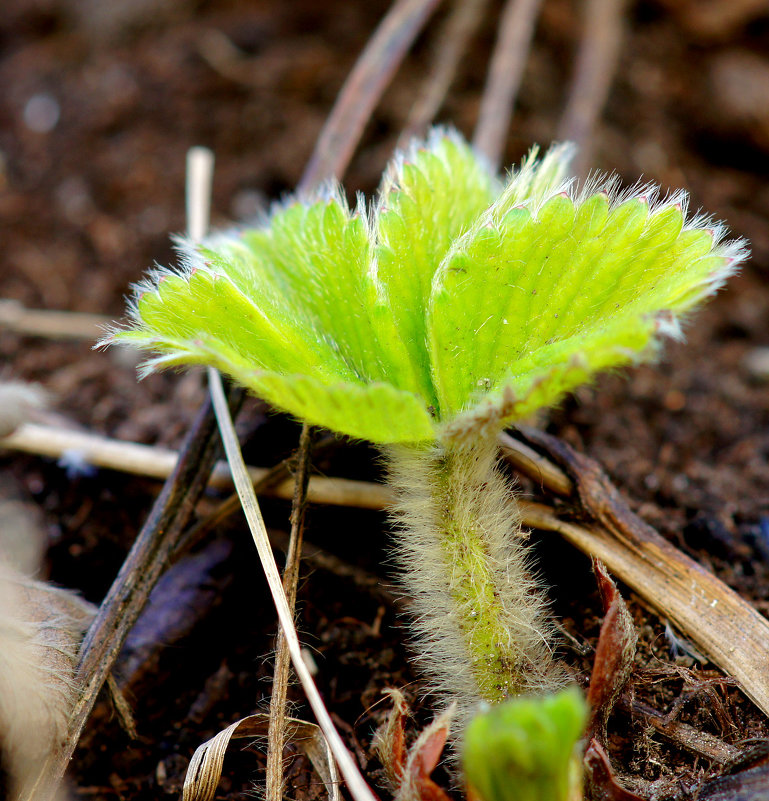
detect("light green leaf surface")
(429, 190), (735, 424)
(463, 687), (587, 801)
(375, 131), (497, 398)
(113, 129), (744, 445)
(116, 324), (435, 444)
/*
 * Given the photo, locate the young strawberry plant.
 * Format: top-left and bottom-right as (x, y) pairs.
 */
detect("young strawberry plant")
(109, 128), (745, 726)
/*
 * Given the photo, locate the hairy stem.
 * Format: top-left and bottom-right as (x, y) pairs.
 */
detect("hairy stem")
(386, 434), (563, 722)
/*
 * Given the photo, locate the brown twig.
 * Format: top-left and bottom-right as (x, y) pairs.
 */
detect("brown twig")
(24, 388), (243, 801)
(472, 0), (544, 169)
(0, 299), (110, 341)
(556, 0), (627, 176)
(400, 0), (490, 143)
(620, 696), (740, 765)
(0, 422), (393, 510)
(498, 430), (572, 496)
(266, 425), (313, 801)
(504, 427), (769, 719)
(298, 0), (443, 193)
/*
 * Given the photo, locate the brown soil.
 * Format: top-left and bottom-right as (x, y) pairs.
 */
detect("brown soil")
(2, 1), (769, 799)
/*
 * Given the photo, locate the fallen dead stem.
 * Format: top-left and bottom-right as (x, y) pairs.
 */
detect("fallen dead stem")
(556, 0), (627, 176)
(400, 0), (490, 143)
(266, 424), (312, 801)
(298, 0), (442, 193)
(0, 422), (393, 509)
(512, 426), (769, 719)
(472, 0), (544, 169)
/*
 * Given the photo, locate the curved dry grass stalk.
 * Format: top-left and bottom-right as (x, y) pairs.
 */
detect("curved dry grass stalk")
(183, 149), (373, 800)
(207, 368), (377, 801)
(182, 713), (339, 801)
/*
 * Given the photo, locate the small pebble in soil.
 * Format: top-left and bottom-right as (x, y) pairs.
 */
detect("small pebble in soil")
(742, 347), (769, 384)
(23, 94), (60, 134)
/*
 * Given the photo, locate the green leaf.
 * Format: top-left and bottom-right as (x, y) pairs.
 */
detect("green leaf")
(126, 269), (354, 380)
(489, 142), (574, 219)
(463, 687), (587, 801)
(115, 326), (435, 443)
(247, 373), (436, 444)
(201, 195), (422, 390)
(111, 129), (745, 446)
(428, 190), (738, 423)
(375, 130), (497, 402)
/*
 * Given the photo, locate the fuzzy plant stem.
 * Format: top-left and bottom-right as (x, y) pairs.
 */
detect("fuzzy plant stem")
(386, 434), (562, 722)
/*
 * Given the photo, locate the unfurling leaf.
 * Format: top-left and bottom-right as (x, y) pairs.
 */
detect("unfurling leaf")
(107, 128), (745, 445)
(463, 687), (587, 801)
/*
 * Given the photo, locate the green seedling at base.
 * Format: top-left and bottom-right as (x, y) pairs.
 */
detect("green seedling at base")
(108, 128), (746, 727)
(463, 687), (587, 801)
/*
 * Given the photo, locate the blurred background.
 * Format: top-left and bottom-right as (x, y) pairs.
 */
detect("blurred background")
(1, 1), (768, 797)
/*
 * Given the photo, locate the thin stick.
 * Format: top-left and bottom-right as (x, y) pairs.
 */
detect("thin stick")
(298, 0), (443, 192)
(0, 422), (393, 509)
(266, 425), (312, 801)
(400, 0), (490, 143)
(498, 430), (572, 496)
(207, 370), (376, 801)
(0, 299), (110, 341)
(556, 0), (626, 176)
(472, 0), (544, 170)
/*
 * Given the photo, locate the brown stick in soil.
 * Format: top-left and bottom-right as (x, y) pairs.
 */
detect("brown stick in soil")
(556, 0), (627, 176)
(298, 0), (443, 192)
(266, 425), (313, 801)
(400, 0), (491, 143)
(472, 0), (544, 169)
(0, 299), (110, 341)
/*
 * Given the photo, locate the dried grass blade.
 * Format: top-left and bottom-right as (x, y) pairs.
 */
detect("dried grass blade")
(183, 713), (339, 801)
(207, 368), (376, 801)
(185, 146), (357, 801)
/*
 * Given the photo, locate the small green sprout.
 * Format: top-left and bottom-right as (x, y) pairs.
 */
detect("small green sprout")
(109, 128), (745, 728)
(463, 687), (587, 801)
